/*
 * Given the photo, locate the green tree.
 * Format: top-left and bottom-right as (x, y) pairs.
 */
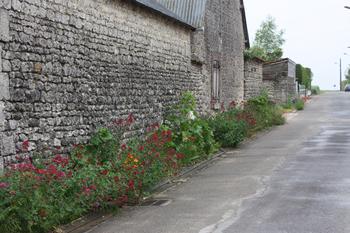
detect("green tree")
(296, 64), (313, 89)
(296, 64), (303, 85)
(245, 16), (285, 62)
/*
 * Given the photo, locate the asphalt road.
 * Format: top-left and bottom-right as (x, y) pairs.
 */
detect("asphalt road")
(87, 92), (350, 233)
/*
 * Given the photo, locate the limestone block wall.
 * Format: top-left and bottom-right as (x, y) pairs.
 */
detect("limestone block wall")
(0, 0), (203, 164)
(263, 59), (297, 104)
(244, 58), (263, 101)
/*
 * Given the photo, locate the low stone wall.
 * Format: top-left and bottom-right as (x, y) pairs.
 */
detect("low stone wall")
(244, 58), (263, 100)
(263, 58), (296, 104)
(0, 0), (204, 165)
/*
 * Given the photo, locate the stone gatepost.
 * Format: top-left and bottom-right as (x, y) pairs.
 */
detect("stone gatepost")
(0, 6), (14, 170)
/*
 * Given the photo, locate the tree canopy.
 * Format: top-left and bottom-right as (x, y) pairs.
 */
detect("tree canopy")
(245, 16), (285, 62)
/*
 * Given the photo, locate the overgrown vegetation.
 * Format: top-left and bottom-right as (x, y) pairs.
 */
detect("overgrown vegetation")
(209, 93), (285, 147)
(0, 92), (286, 233)
(281, 97), (307, 111)
(163, 92), (219, 165)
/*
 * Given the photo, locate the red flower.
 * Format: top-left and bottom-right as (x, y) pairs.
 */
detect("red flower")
(100, 170), (109, 176)
(90, 185), (97, 191)
(176, 153), (185, 160)
(138, 145), (144, 152)
(121, 144), (127, 150)
(126, 113), (134, 125)
(128, 180), (135, 189)
(152, 133), (159, 142)
(36, 169), (46, 175)
(47, 164), (57, 175)
(56, 171), (65, 179)
(22, 140), (30, 151)
(114, 176), (119, 183)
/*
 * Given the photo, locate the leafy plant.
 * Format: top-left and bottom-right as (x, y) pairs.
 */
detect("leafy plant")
(164, 92), (218, 165)
(244, 93), (285, 132)
(294, 99), (305, 110)
(208, 109), (247, 148)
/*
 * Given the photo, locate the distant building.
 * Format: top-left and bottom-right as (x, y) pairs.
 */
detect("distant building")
(263, 58), (297, 103)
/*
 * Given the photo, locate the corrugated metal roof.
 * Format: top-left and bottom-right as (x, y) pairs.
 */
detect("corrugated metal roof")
(155, 0), (208, 28)
(131, 0), (195, 28)
(156, 0), (250, 47)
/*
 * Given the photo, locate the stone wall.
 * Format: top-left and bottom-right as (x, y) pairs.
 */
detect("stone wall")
(204, 0), (245, 109)
(0, 0), (202, 163)
(263, 58), (297, 103)
(244, 58), (263, 100)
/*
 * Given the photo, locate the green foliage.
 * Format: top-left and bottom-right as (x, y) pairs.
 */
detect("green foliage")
(311, 86), (321, 95)
(246, 16), (285, 62)
(281, 98), (294, 110)
(208, 109), (247, 148)
(295, 99), (305, 110)
(244, 93), (285, 132)
(87, 128), (118, 162)
(296, 64), (313, 89)
(164, 92), (219, 165)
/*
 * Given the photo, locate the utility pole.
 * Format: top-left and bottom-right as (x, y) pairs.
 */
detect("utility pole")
(340, 58), (342, 91)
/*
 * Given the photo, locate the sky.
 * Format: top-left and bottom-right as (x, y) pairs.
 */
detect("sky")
(244, 0), (350, 90)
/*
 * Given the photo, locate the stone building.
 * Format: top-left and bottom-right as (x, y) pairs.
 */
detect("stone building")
(156, 0), (250, 110)
(244, 57), (264, 100)
(263, 58), (297, 103)
(0, 0), (249, 165)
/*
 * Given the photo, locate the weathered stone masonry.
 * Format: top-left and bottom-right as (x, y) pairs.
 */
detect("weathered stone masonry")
(0, 0), (206, 163)
(244, 58), (264, 100)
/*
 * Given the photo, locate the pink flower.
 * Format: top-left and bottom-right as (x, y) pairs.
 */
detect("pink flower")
(0, 182), (9, 189)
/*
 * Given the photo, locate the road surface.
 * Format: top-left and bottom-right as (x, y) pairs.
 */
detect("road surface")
(87, 92), (350, 233)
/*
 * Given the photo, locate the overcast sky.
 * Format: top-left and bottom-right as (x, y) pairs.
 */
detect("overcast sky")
(244, 0), (350, 90)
